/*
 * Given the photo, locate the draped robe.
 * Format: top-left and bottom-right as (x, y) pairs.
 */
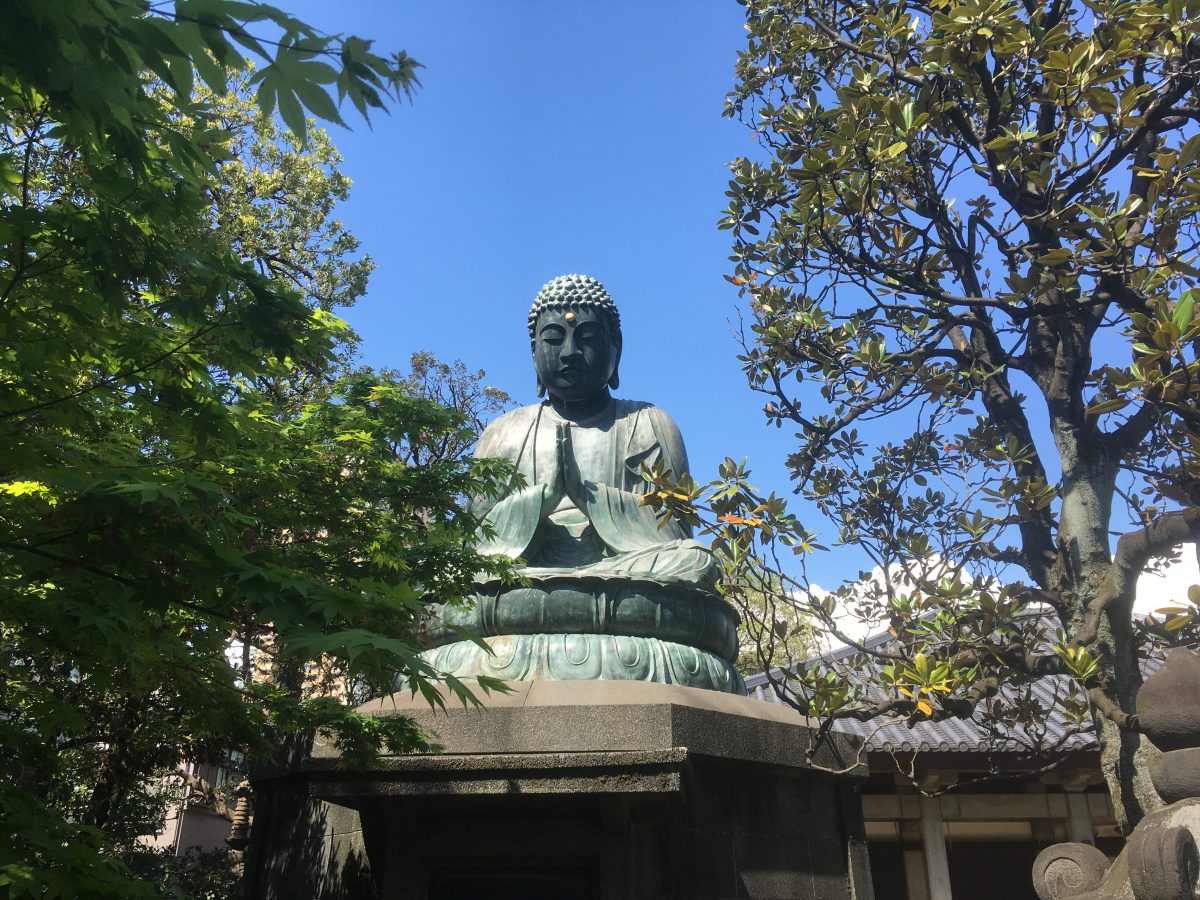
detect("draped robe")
(472, 398), (717, 587)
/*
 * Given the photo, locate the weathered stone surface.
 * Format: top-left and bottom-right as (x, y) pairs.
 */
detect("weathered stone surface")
(346, 680), (863, 773)
(1148, 749), (1200, 805)
(1032, 842), (1110, 899)
(1044, 799), (1200, 900)
(1124, 808), (1200, 900)
(1036, 645), (1200, 900)
(1137, 649), (1200, 752)
(306, 748), (687, 799)
(240, 778), (378, 900)
(247, 681), (873, 899)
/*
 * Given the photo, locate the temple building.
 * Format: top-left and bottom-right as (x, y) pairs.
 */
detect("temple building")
(745, 626), (1128, 900)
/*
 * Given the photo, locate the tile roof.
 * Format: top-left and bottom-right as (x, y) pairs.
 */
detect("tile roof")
(741, 624), (1152, 755)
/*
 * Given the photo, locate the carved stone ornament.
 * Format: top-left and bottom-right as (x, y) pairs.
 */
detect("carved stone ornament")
(1126, 814), (1200, 900)
(1033, 649), (1200, 900)
(1138, 649), (1200, 752)
(1032, 843), (1111, 899)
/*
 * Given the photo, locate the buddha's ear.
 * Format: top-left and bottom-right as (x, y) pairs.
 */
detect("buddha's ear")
(608, 334), (622, 391)
(533, 338), (546, 397)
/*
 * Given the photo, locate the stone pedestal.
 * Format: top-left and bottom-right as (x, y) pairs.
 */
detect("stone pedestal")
(244, 681), (875, 900)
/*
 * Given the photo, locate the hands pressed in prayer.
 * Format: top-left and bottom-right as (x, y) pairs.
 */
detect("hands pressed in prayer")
(548, 421), (589, 509)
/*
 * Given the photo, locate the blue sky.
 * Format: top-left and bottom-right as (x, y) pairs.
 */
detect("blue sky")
(279, 1), (849, 575)
(273, 1), (1200, 608)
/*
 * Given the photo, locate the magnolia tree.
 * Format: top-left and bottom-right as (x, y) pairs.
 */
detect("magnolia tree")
(646, 0), (1200, 828)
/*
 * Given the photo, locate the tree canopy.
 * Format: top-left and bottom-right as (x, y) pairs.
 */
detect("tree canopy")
(646, 0), (1200, 829)
(0, 2), (510, 894)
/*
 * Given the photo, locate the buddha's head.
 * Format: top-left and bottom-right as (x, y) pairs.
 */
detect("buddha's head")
(528, 274), (622, 402)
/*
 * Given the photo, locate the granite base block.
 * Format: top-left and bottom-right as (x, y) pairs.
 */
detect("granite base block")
(244, 681), (875, 900)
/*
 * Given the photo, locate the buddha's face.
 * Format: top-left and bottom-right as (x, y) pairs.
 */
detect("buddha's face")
(533, 306), (618, 402)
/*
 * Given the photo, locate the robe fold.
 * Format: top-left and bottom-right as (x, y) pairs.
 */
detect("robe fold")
(472, 398), (716, 587)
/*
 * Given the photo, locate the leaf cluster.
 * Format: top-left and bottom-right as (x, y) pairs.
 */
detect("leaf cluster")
(0, 4), (506, 894)
(708, 0), (1200, 804)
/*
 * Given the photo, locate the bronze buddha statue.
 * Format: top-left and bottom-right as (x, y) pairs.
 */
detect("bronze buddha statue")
(420, 275), (744, 694)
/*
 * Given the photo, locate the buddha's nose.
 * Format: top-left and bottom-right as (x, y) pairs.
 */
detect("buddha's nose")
(561, 337), (582, 360)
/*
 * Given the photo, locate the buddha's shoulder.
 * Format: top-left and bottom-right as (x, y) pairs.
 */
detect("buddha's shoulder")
(478, 400), (681, 438)
(492, 403), (543, 426)
(612, 399), (681, 431)
(478, 404), (541, 444)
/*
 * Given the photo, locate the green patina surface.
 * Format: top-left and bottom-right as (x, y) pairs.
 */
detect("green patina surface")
(420, 275), (745, 694)
(422, 634), (744, 694)
(424, 580), (739, 661)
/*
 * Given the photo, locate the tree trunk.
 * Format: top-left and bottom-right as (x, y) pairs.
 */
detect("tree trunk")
(84, 730), (128, 830)
(1052, 423), (1159, 830)
(1097, 589), (1163, 832)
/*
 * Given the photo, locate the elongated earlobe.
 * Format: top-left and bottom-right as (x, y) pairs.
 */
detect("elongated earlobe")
(536, 379), (546, 398)
(608, 337), (622, 391)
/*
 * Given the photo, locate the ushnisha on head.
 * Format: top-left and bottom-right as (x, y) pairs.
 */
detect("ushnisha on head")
(529, 274), (622, 403)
